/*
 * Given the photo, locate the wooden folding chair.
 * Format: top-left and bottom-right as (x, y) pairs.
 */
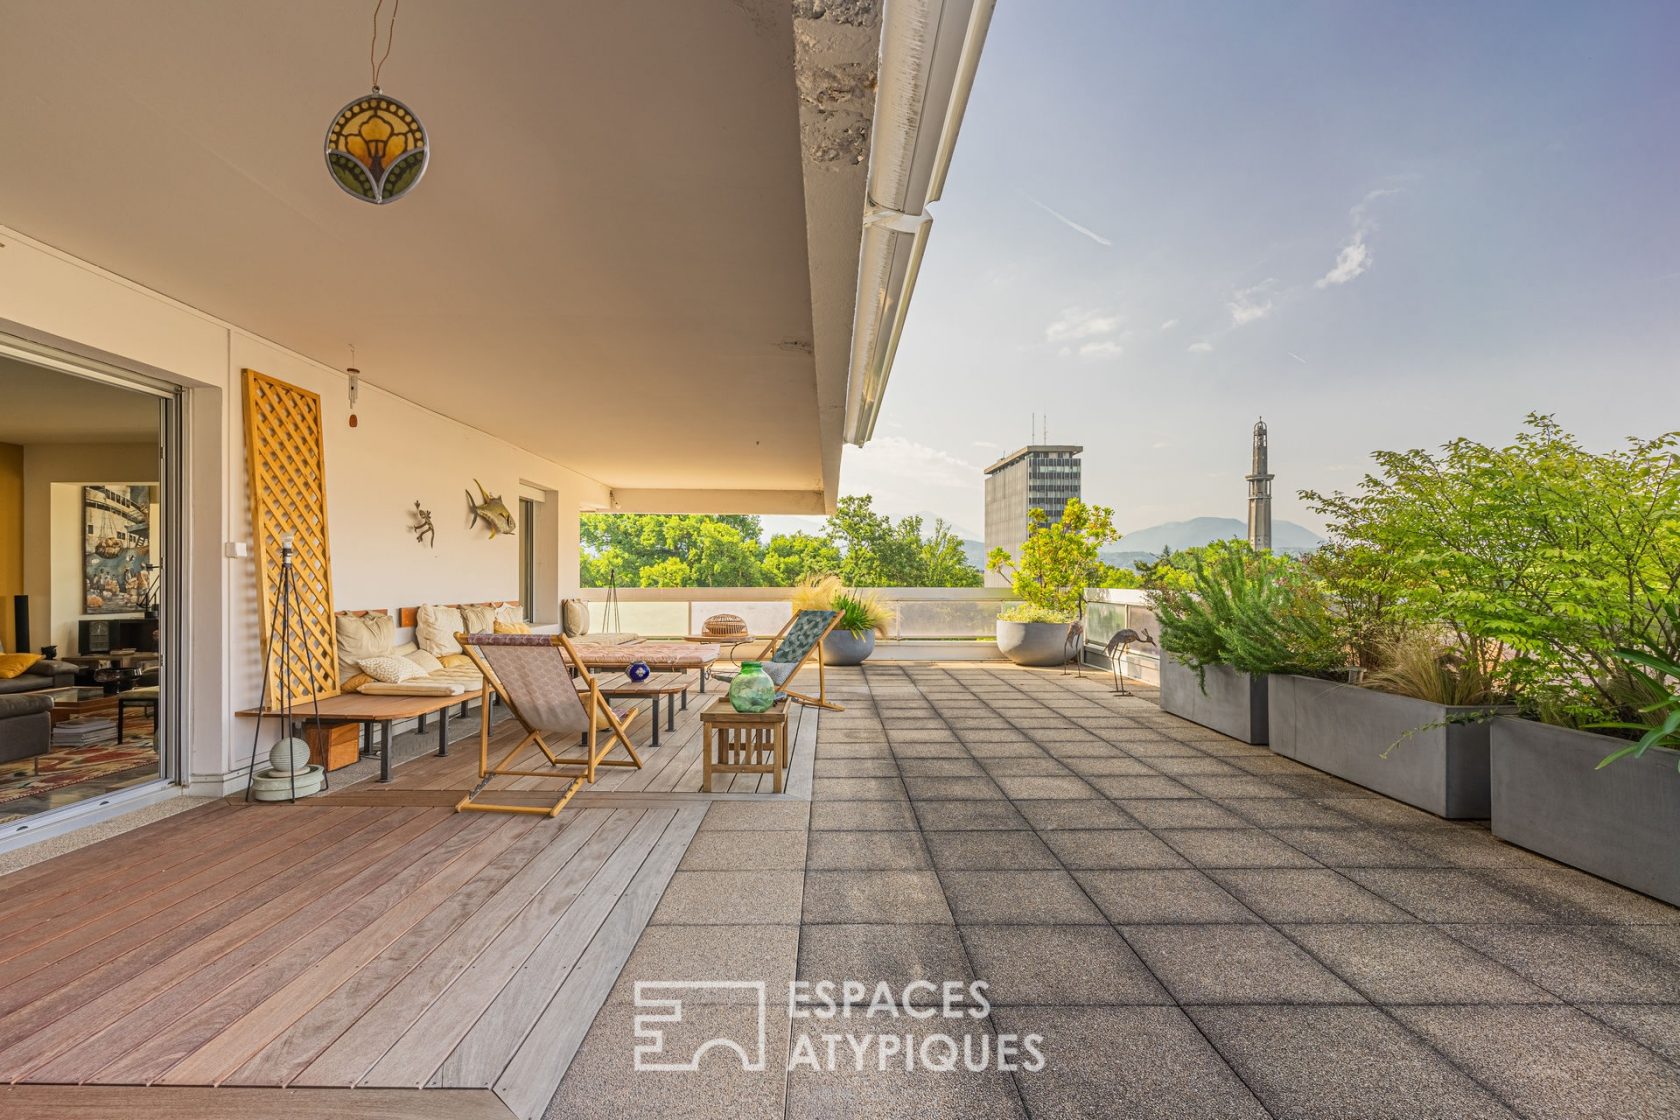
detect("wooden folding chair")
(714, 609), (844, 712)
(454, 632), (641, 817)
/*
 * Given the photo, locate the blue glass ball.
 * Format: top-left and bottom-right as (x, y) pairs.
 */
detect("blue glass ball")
(627, 660), (652, 683)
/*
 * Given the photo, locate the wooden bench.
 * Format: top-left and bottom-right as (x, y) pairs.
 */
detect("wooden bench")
(584, 670), (695, 747)
(236, 690), (490, 783)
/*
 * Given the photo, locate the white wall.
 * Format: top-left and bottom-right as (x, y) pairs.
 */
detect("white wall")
(0, 224), (610, 795)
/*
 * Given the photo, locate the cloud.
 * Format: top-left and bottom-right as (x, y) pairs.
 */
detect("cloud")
(1317, 188), (1401, 289)
(1227, 281), (1275, 326)
(1022, 193), (1113, 247)
(1286, 350), (1309, 365)
(971, 439), (1002, 450)
(1187, 341), (1214, 353)
(1046, 307), (1122, 342)
(1159, 318), (1179, 331)
(1078, 339), (1124, 359)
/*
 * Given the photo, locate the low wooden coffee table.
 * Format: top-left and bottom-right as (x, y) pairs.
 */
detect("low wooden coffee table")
(699, 695), (789, 793)
(587, 670), (695, 746)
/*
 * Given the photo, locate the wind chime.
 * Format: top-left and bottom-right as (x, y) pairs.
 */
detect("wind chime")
(324, 0), (430, 205)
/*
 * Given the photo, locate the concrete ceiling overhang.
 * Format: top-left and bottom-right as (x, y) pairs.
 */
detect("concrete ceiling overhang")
(0, 1), (880, 513)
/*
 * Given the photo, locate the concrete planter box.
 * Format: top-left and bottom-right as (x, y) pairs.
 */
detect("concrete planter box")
(1160, 658), (1268, 744)
(996, 621), (1075, 667)
(1268, 674), (1499, 819)
(1491, 718), (1680, 906)
(822, 629), (876, 666)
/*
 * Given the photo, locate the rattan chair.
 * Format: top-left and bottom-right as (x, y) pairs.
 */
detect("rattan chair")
(454, 631), (641, 816)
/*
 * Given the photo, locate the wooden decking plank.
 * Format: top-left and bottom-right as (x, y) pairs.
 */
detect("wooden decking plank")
(359, 809), (656, 1088)
(156, 808), (581, 1087)
(91, 814), (537, 1085)
(0, 808), (417, 1064)
(217, 809), (615, 1088)
(0, 807), (391, 1027)
(491, 805), (708, 1120)
(436, 807), (684, 1088)
(0, 798), (234, 897)
(0, 801), (266, 928)
(4, 809), (463, 1083)
(0, 804), (368, 972)
(0, 1084), (514, 1119)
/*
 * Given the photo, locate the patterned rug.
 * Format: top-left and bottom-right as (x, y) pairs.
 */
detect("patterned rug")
(0, 742), (159, 806)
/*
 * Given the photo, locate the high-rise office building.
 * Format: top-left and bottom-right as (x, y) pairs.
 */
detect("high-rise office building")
(1247, 418), (1274, 552)
(982, 444), (1083, 587)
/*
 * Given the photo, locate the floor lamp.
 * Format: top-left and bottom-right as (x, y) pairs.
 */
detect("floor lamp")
(244, 533), (327, 802)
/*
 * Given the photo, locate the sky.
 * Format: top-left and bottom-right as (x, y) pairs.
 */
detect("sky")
(832, 0), (1680, 539)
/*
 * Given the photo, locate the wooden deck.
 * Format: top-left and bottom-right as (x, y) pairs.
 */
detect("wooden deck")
(0, 674), (823, 1120)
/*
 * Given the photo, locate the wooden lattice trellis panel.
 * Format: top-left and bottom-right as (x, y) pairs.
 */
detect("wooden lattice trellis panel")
(243, 369), (340, 705)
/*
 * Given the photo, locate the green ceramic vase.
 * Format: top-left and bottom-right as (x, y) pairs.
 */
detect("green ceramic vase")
(728, 661), (776, 713)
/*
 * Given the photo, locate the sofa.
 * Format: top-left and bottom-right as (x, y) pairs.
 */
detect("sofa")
(0, 659), (78, 697)
(0, 694), (52, 767)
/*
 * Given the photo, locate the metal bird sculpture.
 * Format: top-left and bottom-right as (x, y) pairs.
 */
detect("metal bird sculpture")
(465, 479), (517, 538)
(1104, 628), (1156, 696)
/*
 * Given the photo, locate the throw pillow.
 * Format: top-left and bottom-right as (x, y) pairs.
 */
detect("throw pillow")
(0, 652), (42, 679)
(415, 604), (466, 656)
(460, 604), (499, 633)
(335, 612), (395, 681)
(439, 653), (476, 669)
(562, 598), (591, 636)
(494, 619), (533, 634)
(340, 672), (374, 693)
(358, 655), (424, 684)
(403, 648), (444, 674)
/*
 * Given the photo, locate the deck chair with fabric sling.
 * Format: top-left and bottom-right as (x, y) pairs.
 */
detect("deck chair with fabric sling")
(453, 632), (641, 816)
(713, 609), (844, 712)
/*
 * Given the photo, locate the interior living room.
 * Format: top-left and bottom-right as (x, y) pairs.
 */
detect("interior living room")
(0, 355), (171, 824)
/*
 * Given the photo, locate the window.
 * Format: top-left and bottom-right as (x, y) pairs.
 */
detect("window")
(518, 497), (537, 621)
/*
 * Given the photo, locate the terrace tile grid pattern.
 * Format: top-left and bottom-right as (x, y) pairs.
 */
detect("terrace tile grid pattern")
(549, 663), (1680, 1120)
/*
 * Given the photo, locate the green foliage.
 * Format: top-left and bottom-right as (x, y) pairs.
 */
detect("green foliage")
(987, 499), (1120, 618)
(997, 603), (1075, 624)
(1150, 539), (1346, 681)
(832, 589), (894, 637)
(1133, 545), (1195, 593)
(1303, 416), (1680, 730)
(826, 496), (982, 588)
(1590, 648), (1680, 771)
(579, 498), (982, 589)
(762, 532), (841, 587)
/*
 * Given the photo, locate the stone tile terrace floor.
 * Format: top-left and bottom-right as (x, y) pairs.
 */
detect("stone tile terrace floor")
(548, 662), (1680, 1120)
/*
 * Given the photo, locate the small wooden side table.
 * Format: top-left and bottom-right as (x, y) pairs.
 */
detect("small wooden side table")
(699, 695), (789, 793)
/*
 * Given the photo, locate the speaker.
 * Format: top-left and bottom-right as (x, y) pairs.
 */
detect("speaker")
(11, 595), (27, 653)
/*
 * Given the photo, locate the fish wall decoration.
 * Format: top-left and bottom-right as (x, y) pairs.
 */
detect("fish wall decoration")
(465, 480), (517, 538)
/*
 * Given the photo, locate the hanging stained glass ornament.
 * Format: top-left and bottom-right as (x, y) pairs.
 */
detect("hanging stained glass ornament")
(324, 94), (428, 204)
(325, 0), (428, 204)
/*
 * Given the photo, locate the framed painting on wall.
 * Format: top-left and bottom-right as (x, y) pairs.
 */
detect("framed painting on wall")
(83, 483), (155, 614)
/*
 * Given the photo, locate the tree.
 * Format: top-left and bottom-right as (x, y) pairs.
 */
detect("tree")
(987, 498), (1121, 619)
(823, 495), (982, 587)
(762, 532), (842, 586)
(579, 513), (765, 587)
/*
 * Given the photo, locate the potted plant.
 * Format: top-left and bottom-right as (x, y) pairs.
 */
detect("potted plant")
(1268, 631), (1512, 818)
(987, 499), (1119, 667)
(794, 575), (893, 666)
(1150, 539), (1343, 744)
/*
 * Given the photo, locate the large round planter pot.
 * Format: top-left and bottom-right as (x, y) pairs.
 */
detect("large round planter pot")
(823, 629), (876, 666)
(996, 620), (1074, 667)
